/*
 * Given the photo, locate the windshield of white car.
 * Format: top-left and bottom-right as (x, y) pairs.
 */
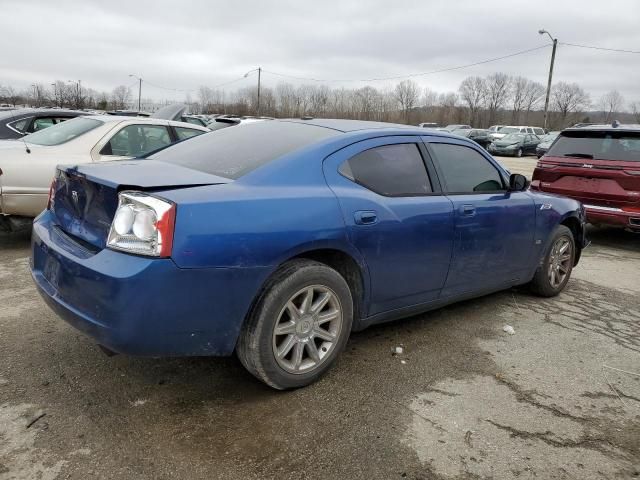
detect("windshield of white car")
(498, 127), (519, 134)
(23, 117), (103, 146)
(502, 133), (525, 142)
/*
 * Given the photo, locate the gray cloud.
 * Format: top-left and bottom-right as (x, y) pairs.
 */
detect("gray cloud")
(1, 0), (639, 104)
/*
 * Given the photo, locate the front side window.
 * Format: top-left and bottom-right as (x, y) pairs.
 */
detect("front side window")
(339, 144), (432, 196)
(430, 143), (505, 193)
(175, 127), (205, 141)
(32, 117), (55, 132)
(534, 128), (545, 136)
(102, 124), (171, 157)
(23, 117), (102, 146)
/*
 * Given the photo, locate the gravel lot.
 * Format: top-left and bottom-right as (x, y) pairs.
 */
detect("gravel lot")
(1, 156), (639, 480)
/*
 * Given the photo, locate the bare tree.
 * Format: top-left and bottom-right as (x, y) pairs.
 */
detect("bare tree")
(552, 82), (590, 128)
(631, 102), (640, 123)
(111, 85), (131, 110)
(599, 90), (624, 123)
(437, 92), (460, 126)
(198, 86), (215, 113)
(522, 80), (545, 124)
(484, 73), (511, 126)
(510, 76), (528, 124)
(458, 76), (486, 126)
(394, 79), (420, 123)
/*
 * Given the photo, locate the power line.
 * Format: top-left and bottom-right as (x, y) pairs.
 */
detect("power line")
(262, 44), (551, 83)
(559, 42), (640, 55)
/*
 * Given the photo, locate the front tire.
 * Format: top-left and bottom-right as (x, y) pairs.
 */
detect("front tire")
(236, 259), (353, 389)
(516, 147), (523, 158)
(529, 225), (575, 297)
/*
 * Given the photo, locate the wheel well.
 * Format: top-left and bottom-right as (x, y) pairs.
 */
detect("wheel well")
(292, 249), (365, 324)
(560, 216), (583, 264)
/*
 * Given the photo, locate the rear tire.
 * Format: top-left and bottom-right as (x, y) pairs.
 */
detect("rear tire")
(529, 225), (575, 297)
(516, 147), (523, 158)
(236, 259), (353, 390)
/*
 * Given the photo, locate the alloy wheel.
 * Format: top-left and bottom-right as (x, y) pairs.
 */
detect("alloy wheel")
(272, 285), (343, 374)
(548, 236), (573, 289)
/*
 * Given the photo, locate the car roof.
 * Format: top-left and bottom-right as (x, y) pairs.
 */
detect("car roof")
(0, 108), (85, 120)
(563, 124), (640, 133)
(282, 118), (417, 133)
(83, 114), (207, 128)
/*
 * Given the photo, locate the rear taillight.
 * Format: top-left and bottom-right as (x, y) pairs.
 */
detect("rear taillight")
(536, 162), (556, 169)
(107, 191), (175, 257)
(47, 178), (56, 210)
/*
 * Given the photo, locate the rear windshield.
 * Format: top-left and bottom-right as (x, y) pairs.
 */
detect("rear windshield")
(149, 121), (340, 179)
(24, 117), (102, 146)
(547, 131), (640, 162)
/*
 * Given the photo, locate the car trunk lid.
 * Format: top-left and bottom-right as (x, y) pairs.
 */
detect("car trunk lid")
(536, 156), (640, 206)
(51, 160), (230, 250)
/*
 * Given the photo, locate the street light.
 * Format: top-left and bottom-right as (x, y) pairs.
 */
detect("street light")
(244, 67), (262, 116)
(539, 29), (557, 130)
(129, 74), (142, 111)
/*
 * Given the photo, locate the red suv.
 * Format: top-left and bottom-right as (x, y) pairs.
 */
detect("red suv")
(531, 125), (640, 230)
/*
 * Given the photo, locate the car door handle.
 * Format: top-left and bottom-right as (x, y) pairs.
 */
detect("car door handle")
(460, 204), (476, 216)
(354, 210), (378, 225)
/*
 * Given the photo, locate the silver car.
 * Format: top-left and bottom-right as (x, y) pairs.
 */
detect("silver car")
(0, 115), (208, 230)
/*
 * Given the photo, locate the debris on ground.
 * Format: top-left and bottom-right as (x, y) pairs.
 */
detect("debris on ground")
(502, 325), (515, 335)
(392, 346), (404, 355)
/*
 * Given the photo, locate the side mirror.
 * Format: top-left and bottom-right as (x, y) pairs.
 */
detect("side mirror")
(509, 173), (529, 192)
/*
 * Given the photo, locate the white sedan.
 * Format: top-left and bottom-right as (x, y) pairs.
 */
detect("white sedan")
(0, 115), (209, 228)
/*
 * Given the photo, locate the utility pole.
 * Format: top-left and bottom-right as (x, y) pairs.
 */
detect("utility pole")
(257, 67), (261, 116)
(129, 74), (143, 111)
(539, 29), (557, 130)
(244, 67), (262, 116)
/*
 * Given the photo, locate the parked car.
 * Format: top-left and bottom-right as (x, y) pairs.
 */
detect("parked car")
(452, 128), (491, 149)
(418, 122), (440, 129)
(536, 131), (561, 158)
(488, 133), (541, 157)
(531, 124), (640, 230)
(0, 108), (86, 140)
(441, 124), (471, 132)
(30, 119), (587, 389)
(489, 125), (546, 142)
(487, 125), (504, 134)
(0, 115), (209, 230)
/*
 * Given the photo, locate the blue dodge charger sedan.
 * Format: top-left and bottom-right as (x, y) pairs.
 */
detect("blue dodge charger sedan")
(31, 119), (587, 389)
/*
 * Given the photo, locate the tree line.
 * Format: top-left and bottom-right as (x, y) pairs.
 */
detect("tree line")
(2, 73), (638, 129)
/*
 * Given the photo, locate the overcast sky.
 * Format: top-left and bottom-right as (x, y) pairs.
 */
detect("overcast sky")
(1, 0), (639, 105)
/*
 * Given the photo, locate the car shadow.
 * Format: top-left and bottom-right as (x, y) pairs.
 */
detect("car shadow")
(586, 225), (640, 253)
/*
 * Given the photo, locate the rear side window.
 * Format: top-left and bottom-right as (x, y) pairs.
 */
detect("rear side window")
(547, 131), (640, 162)
(8, 118), (29, 133)
(339, 144), (432, 196)
(150, 121), (340, 179)
(430, 143), (504, 193)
